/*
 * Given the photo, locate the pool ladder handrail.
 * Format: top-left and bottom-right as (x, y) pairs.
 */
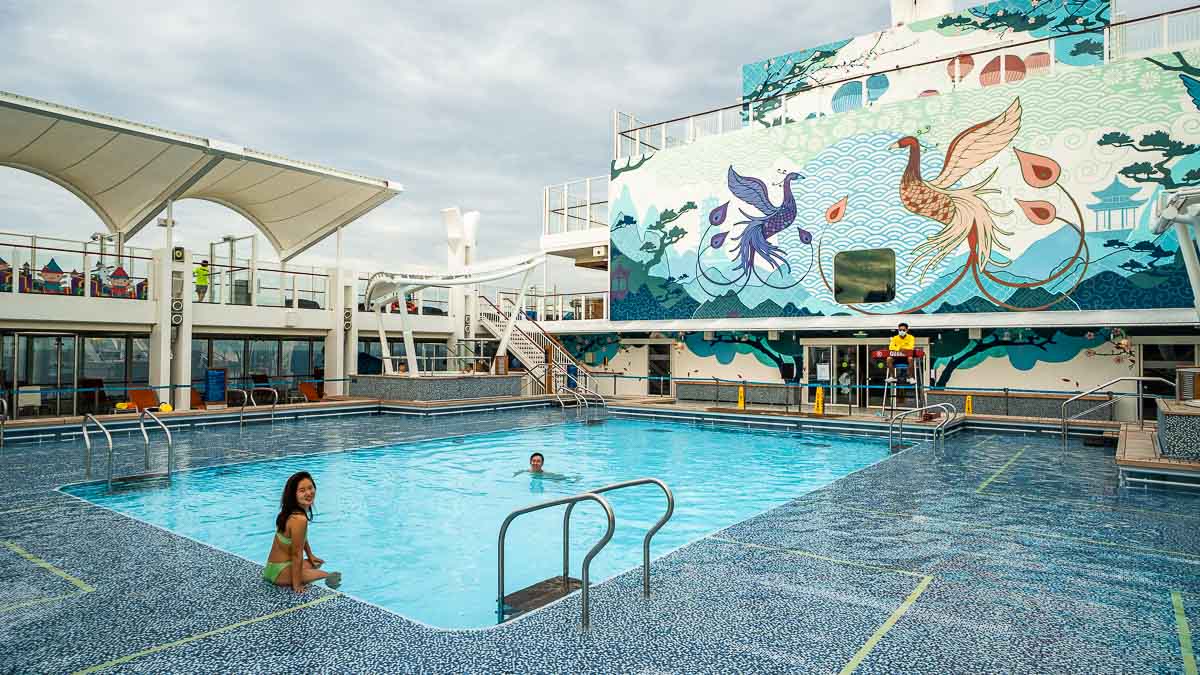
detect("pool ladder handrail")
(229, 386), (279, 425)
(548, 360), (608, 408)
(563, 478), (673, 599)
(1060, 376), (1175, 446)
(80, 414), (112, 486)
(889, 403), (957, 451)
(498, 492), (614, 629)
(138, 408), (174, 484)
(527, 363), (577, 408)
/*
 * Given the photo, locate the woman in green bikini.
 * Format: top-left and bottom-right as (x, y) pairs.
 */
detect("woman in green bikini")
(264, 471), (342, 591)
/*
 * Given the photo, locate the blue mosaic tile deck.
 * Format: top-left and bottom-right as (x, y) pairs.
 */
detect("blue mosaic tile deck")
(2, 411), (1198, 673)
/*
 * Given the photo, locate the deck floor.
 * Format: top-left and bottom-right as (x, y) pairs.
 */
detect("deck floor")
(2, 407), (1198, 673)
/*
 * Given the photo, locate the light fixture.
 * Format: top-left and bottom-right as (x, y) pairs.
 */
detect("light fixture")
(1001, 330), (1012, 342)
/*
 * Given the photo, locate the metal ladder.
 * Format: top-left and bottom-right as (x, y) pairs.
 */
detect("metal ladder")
(497, 477), (675, 629)
(229, 386), (279, 425)
(1060, 377), (1175, 446)
(889, 403), (957, 451)
(138, 409), (175, 484)
(81, 414), (111, 483)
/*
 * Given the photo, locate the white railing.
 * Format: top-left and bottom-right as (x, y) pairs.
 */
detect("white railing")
(612, 6), (1200, 160)
(477, 296), (601, 394)
(497, 289), (608, 322)
(544, 176), (609, 236)
(0, 230), (154, 300)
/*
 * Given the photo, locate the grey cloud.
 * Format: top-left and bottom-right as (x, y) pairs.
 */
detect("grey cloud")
(14, 0), (1181, 288)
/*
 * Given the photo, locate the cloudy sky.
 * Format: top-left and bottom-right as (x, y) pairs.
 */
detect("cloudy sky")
(0, 0), (1191, 290)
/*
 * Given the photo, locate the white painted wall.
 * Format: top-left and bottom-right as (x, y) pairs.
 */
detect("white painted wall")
(941, 345), (1141, 419)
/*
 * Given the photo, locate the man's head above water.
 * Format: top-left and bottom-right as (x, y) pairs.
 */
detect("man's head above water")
(529, 452), (544, 473)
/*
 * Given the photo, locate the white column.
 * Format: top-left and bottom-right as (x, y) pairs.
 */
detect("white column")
(147, 249), (173, 406)
(324, 267), (348, 397)
(171, 247), (193, 411)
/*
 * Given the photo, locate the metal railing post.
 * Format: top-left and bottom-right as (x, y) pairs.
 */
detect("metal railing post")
(562, 478), (674, 599)
(497, 492), (614, 629)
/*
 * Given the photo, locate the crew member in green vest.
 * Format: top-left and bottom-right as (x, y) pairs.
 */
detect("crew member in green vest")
(194, 259), (210, 301)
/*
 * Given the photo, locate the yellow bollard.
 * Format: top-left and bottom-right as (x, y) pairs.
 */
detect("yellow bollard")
(964, 395), (973, 415)
(737, 385), (745, 410)
(814, 386), (825, 416)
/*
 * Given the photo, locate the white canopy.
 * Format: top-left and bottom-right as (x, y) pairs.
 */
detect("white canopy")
(0, 89), (402, 260)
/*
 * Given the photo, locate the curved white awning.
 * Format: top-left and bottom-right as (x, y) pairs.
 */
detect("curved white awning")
(364, 253), (544, 308)
(0, 90), (402, 260)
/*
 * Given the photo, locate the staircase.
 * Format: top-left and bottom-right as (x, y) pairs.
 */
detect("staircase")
(477, 296), (604, 401)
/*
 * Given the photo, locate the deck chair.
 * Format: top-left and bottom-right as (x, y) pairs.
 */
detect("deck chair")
(127, 389), (160, 411)
(298, 381), (321, 402)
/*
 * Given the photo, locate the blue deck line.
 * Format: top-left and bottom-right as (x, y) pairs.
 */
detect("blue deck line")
(2, 409), (1199, 673)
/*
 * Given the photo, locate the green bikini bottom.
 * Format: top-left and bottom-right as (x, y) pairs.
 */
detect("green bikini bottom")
(262, 560), (291, 583)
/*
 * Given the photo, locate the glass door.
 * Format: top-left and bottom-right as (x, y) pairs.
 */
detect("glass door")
(1142, 343), (1197, 419)
(806, 346), (832, 407)
(832, 345), (859, 410)
(865, 343), (890, 409)
(13, 333), (77, 418)
(648, 344), (671, 396)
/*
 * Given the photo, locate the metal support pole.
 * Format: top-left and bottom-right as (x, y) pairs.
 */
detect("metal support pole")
(1173, 221), (1200, 322)
(395, 286), (420, 376)
(494, 269), (532, 373)
(378, 304), (394, 376)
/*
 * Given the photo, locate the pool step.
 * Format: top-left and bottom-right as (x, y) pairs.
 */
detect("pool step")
(501, 575), (581, 621)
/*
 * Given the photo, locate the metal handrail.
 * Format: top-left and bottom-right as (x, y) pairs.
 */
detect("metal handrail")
(228, 388), (249, 425)
(1060, 377), (1176, 445)
(139, 409), (174, 482)
(229, 386), (278, 425)
(563, 478), (673, 598)
(80, 414), (112, 487)
(928, 403), (958, 447)
(0, 397), (6, 449)
(550, 361), (590, 409)
(526, 364), (576, 408)
(253, 386), (279, 421)
(498, 492), (615, 629)
(888, 404), (951, 451)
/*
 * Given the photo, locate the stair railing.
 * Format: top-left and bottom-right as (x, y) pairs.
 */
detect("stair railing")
(497, 492), (614, 629)
(1060, 377), (1175, 446)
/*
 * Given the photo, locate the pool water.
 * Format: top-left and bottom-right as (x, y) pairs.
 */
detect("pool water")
(64, 417), (891, 628)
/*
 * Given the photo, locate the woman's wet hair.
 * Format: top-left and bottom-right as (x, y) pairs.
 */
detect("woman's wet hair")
(276, 471), (315, 533)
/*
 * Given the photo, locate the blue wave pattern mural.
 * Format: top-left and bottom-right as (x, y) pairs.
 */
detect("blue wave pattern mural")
(741, 0), (1110, 126)
(610, 46), (1200, 322)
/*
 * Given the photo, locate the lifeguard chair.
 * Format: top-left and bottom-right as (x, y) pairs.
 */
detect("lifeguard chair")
(870, 348), (928, 415)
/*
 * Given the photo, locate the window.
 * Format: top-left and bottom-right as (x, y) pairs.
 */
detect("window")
(281, 339), (312, 376)
(191, 339), (209, 382)
(212, 339), (244, 382)
(129, 337), (150, 385)
(249, 339), (280, 377)
(833, 249), (896, 304)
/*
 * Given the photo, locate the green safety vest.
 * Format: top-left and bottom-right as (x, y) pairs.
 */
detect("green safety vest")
(193, 265), (210, 286)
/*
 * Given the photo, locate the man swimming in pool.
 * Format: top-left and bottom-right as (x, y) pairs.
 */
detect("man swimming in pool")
(513, 452), (574, 481)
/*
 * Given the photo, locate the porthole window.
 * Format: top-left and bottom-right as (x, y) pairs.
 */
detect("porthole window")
(833, 249), (896, 304)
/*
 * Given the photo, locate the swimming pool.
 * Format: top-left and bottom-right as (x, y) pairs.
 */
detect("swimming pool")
(62, 415), (891, 628)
